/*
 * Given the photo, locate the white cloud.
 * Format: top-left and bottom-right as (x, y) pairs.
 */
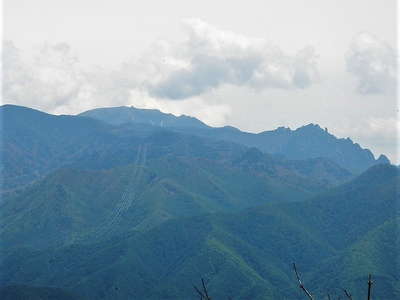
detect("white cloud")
(2, 19), (319, 123)
(334, 116), (399, 163)
(2, 41), (137, 114)
(338, 116), (399, 143)
(346, 32), (397, 94)
(145, 19), (319, 99)
(2, 39), (233, 125)
(2, 41), (85, 109)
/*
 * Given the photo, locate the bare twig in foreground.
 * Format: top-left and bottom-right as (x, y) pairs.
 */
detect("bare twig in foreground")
(193, 278), (212, 300)
(293, 263), (314, 300)
(367, 274), (373, 300)
(343, 289), (352, 300)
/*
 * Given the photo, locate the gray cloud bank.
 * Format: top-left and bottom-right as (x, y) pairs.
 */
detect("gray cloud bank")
(146, 19), (319, 99)
(346, 32), (397, 94)
(2, 19), (319, 113)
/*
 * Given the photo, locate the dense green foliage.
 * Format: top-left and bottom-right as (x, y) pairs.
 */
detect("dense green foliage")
(0, 105), (397, 299)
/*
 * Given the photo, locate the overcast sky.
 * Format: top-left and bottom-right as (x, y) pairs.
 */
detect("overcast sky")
(3, 0), (398, 162)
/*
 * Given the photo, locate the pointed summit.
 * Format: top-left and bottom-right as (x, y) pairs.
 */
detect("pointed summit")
(376, 154), (390, 165)
(295, 123), (330, 136)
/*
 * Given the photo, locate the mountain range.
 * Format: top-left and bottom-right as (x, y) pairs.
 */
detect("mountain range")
(0, 104), (397, 299)
(80, 106), (390, 173)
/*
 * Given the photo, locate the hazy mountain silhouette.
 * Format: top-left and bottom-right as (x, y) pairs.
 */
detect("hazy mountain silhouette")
(80, 106), (390, 173)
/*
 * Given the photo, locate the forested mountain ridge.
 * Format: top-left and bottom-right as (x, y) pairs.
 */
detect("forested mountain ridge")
(80, 105), (390, 173)
(1, 104), (352, 194)
(0, 104), (396, 299)
(0, 106), (353, 250)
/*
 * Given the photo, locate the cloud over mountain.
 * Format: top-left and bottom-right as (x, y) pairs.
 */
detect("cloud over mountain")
(2, 41), (232, 126)
(2, 41), (143, 114)
(346, 32), (397, 94)
(3, 20), (319, 113)
(3, 41), (84, 110)
(145, 19), (319, 99)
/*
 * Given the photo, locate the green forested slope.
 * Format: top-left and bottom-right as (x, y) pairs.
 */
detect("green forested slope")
(1, 105), (396, 299)
(1, 165), (397, 299)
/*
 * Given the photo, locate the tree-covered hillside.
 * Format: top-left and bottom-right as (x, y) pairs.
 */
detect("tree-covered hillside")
(1, 162), (397, 299)
(0, 105), (396, 299)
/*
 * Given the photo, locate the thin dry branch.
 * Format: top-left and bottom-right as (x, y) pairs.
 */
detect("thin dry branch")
(293, 263), (314, 300)
(202, 278), (211, 300)
(343, 289), (352, 300)
(193, 284), (206, 299)
(367, 274), (373, 300)
(193, 278), (212, 300)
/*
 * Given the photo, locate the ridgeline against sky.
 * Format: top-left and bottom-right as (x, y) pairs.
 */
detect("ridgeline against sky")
(3, 0), (398, 162)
